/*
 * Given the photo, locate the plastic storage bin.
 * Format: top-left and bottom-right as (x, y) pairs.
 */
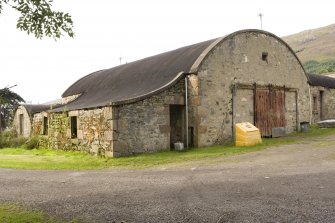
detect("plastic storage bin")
(235, 122), (262, 146)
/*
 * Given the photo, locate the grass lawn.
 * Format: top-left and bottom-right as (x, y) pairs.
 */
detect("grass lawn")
(0, 203), (77, 223)
(0, 126), (335, 170)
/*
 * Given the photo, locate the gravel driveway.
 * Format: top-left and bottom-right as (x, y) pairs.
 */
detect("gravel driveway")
(1, 135), (335, 222)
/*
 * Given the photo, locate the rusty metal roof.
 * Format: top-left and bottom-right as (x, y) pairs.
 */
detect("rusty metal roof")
(308, 73), (335, 89)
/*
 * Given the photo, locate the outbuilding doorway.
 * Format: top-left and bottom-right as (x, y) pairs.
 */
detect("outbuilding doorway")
(319, 90), (324, 120)
(255, 88), (285, 137)
(170, 105), (184, 149)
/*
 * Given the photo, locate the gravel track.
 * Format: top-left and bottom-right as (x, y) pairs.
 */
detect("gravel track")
(1, 135), (335, 222)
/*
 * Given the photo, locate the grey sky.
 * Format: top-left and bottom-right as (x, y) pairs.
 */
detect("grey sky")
(1, 0), (334, 103)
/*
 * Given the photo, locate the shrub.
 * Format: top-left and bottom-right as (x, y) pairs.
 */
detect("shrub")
(24, 137), (39, 150)
(0, 129), (26, 148)
(304, 60), (335, 74)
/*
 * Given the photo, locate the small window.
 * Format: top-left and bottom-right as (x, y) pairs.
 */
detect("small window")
(70, 116), (77, 138)
(262, 52), (268, 62)
(43, 117), (48, 135)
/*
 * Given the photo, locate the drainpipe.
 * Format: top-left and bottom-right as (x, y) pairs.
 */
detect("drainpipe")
(232, 84), (237, 142)
(295, 90), (299, 131)
(185, 75), (189, 148)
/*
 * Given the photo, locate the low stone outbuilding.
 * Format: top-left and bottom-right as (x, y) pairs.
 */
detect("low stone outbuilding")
(308, 73), (335, 123)
(33, 29), (314, 157)
(13, 104), (50, 137)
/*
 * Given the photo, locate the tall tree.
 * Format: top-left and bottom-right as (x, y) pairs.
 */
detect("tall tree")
(0, 0), (74, 39)
(0, 86), (25, 132)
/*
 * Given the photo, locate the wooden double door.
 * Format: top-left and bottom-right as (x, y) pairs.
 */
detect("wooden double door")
(255, 88), (285, 137)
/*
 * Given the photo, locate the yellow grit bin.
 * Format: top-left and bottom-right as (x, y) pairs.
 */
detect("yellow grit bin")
(235, 122), (262, 146)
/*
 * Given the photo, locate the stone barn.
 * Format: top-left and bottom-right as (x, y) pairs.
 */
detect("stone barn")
(13, 104), (50, 137)
(308, 73), (335, 123)
(35, 29), (312, 157)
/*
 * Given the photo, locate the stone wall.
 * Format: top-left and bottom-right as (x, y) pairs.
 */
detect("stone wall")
(36, 107), (114, 156)
(32, 112), (48, 148)
(310, 86), (335, 123)
(114, 79), (185, 157)
(189, 31), (311, 146)
(285, 91), (298, 133)
(75, 108), (113, 156)
(34, 79), (185, 157)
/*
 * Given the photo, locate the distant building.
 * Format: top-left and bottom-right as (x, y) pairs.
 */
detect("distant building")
(15, 29), (335, 157)
(13, 104), (51, 137)
(308, 74), (335, 123)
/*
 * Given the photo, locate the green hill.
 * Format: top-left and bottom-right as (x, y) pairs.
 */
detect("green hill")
(283, 23), (335, 74)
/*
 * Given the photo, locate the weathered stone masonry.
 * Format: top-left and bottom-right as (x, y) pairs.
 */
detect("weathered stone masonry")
(36, 107), (114, 156)
(34, 79), (185, 157)
(310, 86), (335, 123)
(188, 32), (310, 147)
(114, 79), (185, 157)
(30, 30), (335, 157)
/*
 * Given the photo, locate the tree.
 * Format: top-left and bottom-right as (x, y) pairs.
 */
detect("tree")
(0, 86), (25, 132)
(0, 0), (74, 39)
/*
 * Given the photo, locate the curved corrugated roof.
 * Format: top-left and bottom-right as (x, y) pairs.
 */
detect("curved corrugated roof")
(54, 38), (217, 112)
(19, 104), (51, 119)
(19, 103), (62, 119)
(53, 29), (307, 112)
(308, 73), (335, 88)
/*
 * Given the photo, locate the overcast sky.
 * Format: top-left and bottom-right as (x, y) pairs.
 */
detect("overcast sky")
(1, 0), (334, 104)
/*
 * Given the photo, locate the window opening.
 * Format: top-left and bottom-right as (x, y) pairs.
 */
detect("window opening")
(262, 52), (268, 62)
(71, 116), (77, 138)
(43, 116), (48, 135)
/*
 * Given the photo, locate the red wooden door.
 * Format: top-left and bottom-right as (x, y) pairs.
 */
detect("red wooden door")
(255, 89), (285, 137)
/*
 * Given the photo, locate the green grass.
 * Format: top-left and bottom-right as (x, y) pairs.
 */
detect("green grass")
(0, 126), (335, 170)
(0, 203), (77, 223)
(0, 148), (110, 170)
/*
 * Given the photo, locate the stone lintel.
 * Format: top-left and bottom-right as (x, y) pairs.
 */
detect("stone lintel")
(164, 96), (185, 105)
(68, 110), (79, 117)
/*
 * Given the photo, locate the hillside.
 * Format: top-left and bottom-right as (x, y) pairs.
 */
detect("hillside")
(283, 23), (335, 62)
(283, 23), (335, 74)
